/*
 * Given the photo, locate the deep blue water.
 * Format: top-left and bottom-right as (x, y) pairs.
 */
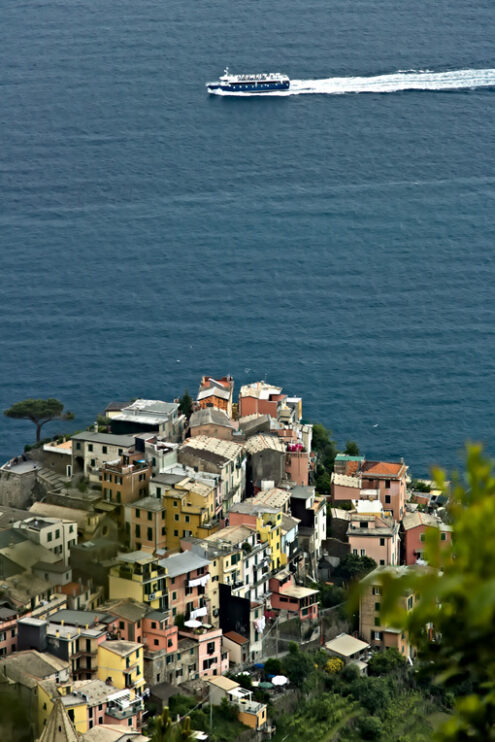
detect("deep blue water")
(1, 0), (494, 475)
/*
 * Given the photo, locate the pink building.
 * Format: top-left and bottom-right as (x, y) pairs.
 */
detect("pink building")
(238, 382), (286, 419)
(106, 600), (178, 656)
(158, 551), (211, 622)
(0, 606), (18, 656)
(347, 511), (400, 566)
(285, 447), (310, 486)
(331, 456), (408, 522)
(360, 461), (407, 522)
(269, 570), (319, 621)
(142, 612), (178, 655)
(401, 512), (452, 565)
(179, 625), (229, 677)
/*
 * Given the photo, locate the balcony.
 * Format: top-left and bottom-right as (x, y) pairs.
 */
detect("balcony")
(106, 696), (143, 720)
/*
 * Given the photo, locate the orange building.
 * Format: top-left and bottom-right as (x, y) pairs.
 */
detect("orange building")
(197, 376), (234, 417)
(101, 454), (151, 523)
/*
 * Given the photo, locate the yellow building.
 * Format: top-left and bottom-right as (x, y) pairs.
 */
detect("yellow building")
(108, 551), (168, 611)
(154, 476), (220, 553)
(97, 640), (145, 693)
(230, 500), (284, 572)
(38, 680), (88, 735)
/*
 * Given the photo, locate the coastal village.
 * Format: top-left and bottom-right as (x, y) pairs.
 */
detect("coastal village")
(0, 377), (452, 742)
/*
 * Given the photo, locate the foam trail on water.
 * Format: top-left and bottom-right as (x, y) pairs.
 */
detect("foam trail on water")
(210, 68), (495, 96)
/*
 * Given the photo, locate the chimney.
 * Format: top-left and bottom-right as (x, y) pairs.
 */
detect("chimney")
(93, 421), (98, 433)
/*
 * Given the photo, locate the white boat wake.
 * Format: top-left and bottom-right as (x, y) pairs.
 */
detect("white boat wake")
(210, 68), (495, 96)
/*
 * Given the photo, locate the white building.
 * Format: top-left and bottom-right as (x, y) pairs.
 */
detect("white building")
(14, 516), (77, 564)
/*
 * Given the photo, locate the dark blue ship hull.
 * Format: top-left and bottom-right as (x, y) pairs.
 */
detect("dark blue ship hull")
(208, 80), (290, 93)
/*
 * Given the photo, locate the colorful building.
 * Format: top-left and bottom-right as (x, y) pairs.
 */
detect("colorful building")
(269, 570), (319, 622)
(97, 640), (145, 694)
(158, 551), (210, 622)
(359, 565), (417, 660)
(101, 455), (151, 523)
(229, 500), (283, 572)
(150, 474), (220, 553)
(108, 552), (167, 612)
(178, 624), (228, 678)
(125, 496), (167, 552)
(178, 436), (246, 514)
(401, 511), (452, 565)
(197, 375), (235, 417)
(347, 504), (400, 566)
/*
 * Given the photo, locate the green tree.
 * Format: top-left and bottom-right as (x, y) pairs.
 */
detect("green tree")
(345, 440), (360, 456)
(312, 423), (338, 472)
(4, 397), (74, 442)
(367, 647), (407, 676)
(264, 657), (283, 675)
(282, 642), (314, 688)
(366, 444), (495, 740)
(334, 553), (376, 585)
(178, 389), (193, 418)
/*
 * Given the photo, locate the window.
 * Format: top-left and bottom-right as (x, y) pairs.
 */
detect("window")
(168, 638), (173, 647)
(161, 510), (165, 520)
(385, 495), (391, 504)
(441, 532), (447, 541)
(174, 514), (179, 522)
(88, 444), (93, 452)
(359, 522), (368, 529)
(135, 509), (140, 518)
(171, 577), (175, 584)
(420, 533), (425, 542)
(174, 530), (178, 537)
(147, 528), (153, 540)
(373, 631), (382, 640)
(156, 486), (161, 496)
(372, 586), (381, 595)
(102, 446), (107, 454)
(185, 515), (190, 524)
(119, 621), (125, 629)
(47, 532), (53, 542)
(90, 458), (96, 467)
(352, 549), (358, 555)
(375, 602), (381, 611)
(380, 538), (385, 546)
(173, 500), (178, 507)
(172, 592), (177, 601)
(374, 617), (380, 627)
(385, 480), (391, 488)
(76, 442), (81, 450)
(148, 511), (152, 521)
(407, 596), (413, 610)
(360, 549), (366, 556)
(380, 559), (385, 565)
(154, 639), (159, 646)
(55, 529), (60, 539)
(116, 492), (121, 503)
(161, 527), (166, 536)
(118, 449), (123, 455)
(135, 525), (141, 537)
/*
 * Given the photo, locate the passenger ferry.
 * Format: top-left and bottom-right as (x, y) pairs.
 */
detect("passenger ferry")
(206, 68), (290, 94)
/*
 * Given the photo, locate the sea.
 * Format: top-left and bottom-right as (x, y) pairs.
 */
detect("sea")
(1, 0), (494, 476)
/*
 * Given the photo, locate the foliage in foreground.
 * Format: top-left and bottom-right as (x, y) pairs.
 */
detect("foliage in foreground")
(360, 444), (495, 740)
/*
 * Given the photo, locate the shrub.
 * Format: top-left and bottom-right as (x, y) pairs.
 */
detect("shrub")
(367, 648), (407, 676)
(264, 657), (282, 676)
(325, 658), (344, 675)
(358, 716), (383, 740)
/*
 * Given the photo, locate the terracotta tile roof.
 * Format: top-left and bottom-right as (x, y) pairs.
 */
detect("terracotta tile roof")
(224, 631), (249, 645)
(361, 461), (406, 478)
